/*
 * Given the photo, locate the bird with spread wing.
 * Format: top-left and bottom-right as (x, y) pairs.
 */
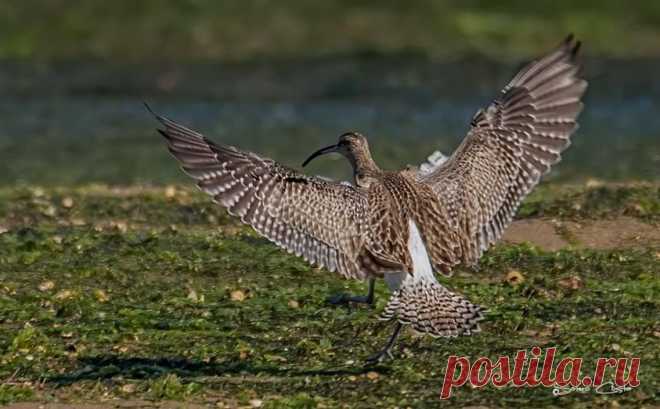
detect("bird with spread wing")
(149, 35), (587, 362)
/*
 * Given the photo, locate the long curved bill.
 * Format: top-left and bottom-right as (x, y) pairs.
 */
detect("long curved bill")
(301, 144), (339, 167)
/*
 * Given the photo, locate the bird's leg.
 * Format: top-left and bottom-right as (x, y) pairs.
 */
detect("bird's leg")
(327, 278), (375, 306)
(365, 322), (403, 364)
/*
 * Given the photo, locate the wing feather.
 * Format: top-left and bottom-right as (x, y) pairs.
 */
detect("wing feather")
(154, 113), (369, 279)
(420, 35), (587, 265)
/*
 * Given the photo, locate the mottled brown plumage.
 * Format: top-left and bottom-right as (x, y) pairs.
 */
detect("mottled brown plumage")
(420, 36), (587, 266)
(152, 35), (586, 356)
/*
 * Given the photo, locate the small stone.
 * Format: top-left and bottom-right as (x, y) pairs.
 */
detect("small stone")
(121, 384), (136, 393)
(611, 343), (621, 352)
(366, 371), (379, 380)
(506, 270), (525, 286)
(61, 197), (74, 208)
(38, 281), (55, 292)
(165, 185), (177, 198)
(94, 289), (110, 303)
(42, 205), (56, 217)
(558, 276), (583, 290)
(61, 331), (74, 339)
(0, 225), (8, 234)
(249, 399), (263, 408)
(230, 290), (246, 302)
(585, 178), (604, 188)
(54, 289), (75, 300)
(187, 289), (204, 303)
(71, 218), (86, 226)
(288, 299), (300, 309)
(267, 354), (287, 362)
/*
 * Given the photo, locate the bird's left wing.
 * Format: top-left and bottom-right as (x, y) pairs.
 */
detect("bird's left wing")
(153, 112), (369, 280)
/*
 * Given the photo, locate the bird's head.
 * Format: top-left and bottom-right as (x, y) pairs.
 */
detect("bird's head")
(302, 132), (380, 188)
(302, 132), (374, 168)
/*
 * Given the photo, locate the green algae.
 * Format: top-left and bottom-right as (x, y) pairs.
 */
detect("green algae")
(0, 185), (658, 407)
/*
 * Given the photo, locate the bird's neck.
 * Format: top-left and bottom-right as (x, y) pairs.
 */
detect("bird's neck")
(349, 149), (379, 173)
(350, 152), (381, 188)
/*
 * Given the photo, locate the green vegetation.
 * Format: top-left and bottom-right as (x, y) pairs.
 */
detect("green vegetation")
(0, 183), (656, 230)
(519, 183), (660, 221)
(2, 1), (660, 61)
(0, 184), (658, 407)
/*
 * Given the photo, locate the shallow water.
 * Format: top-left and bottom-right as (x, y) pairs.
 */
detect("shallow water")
(0, 56), (658, 186)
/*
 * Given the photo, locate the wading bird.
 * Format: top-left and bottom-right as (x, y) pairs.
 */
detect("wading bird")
(150, 35), (586, 363)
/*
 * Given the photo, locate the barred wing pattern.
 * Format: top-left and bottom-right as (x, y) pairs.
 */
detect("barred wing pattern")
(421, 36), (587, 265)
(156, 114), (369, 279)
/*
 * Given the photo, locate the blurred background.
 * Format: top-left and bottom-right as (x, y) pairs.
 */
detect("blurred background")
(0, 0), (659, 186)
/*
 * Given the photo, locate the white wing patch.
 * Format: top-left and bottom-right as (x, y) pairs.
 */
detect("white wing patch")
(417, 150), (449, 178)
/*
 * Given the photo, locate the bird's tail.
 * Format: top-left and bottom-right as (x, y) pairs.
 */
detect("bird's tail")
(379, 278), (483, 337)
(379, 219), (484, 337)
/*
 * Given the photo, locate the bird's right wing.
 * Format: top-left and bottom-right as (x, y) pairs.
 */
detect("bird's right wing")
(154, 112), (370, 280)
(420, 36), (587, 266)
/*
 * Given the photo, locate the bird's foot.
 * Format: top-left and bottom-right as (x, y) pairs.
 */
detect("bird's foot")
(326, 293), (374, 306)
(364, 322), (403, 365)
(364, 347), (394, 365)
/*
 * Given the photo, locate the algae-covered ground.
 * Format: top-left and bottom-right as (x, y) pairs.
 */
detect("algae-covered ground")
(0, 183), (658, 408)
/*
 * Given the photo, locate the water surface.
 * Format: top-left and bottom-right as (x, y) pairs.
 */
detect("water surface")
(0, 56), (658, 186)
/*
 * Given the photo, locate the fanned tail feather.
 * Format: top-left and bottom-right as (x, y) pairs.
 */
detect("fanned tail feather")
(380, 219), (484, 337)
(380, 278), (483, 337)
